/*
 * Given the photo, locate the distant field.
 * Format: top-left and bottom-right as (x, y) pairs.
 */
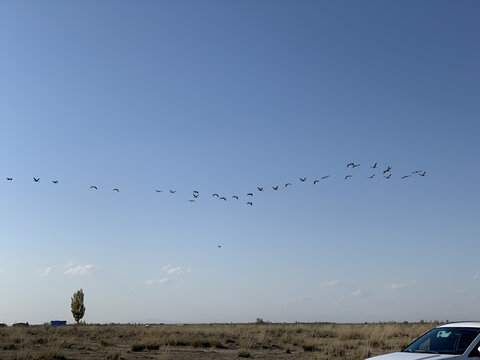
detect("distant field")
(0, 322), (436, 360)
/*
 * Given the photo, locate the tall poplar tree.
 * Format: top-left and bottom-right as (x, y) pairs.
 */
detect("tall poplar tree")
(71, 289), (86, 324)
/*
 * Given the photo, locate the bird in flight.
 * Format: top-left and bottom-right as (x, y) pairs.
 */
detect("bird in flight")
(169, 190), (176, 194)
(247, 193), (253, 196)
(285, 183), (292, 187)
(401, 175), (410, 179)
(52, 180), (59, 184)
(232, 195), (239, 200)
(90, 186), (98, 190)
(383, 166), (392, 174)
(155, 190), (162, 193)
(368, 174), (376, 179)
(247, 202), (253, 206)
(347, 163), (355, 168)
(419, 171), (426, 176)
(352, 163), (361, 168)
(384, 174), (392, 179)
(371, 162), (377, 169)
(299, 177), (307, 182)
(33, 177), (40, 182)
(188, 199), (196, 202)
(113, 188), (119, 192)
(257, 187), (263, 191)
(6, 178), (13, 181)
(219, 197), (227, 201)
(345, 175), (352, 180)
(212, 193), (219, 197)
(217, 245), (221, 248)
(321, 175), (329, 180)
(313, 180), (319, 184)
(193, 193), (199, 198)
(272, 186), (279, 190)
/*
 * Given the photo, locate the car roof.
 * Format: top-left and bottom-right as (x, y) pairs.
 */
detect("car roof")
(437, 322), (480, 329)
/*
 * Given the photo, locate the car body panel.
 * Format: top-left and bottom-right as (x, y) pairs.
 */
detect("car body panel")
(437, 322), (480, 329)
(366, 353), (462, 360)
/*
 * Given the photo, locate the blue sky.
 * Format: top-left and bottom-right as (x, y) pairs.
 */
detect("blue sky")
(0, 0), (479, 324)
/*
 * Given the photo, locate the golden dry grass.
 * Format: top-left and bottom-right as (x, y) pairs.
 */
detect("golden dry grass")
(0, 322), (437, 360)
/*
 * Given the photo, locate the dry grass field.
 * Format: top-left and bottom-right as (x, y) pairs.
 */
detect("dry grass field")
(0, 322), (437, 360)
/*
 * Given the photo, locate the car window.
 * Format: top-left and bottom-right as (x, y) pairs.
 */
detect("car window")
(468, 341), (480, 358)
(403, 328), (480, 355)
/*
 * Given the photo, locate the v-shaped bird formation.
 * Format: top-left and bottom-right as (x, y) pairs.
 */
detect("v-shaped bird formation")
(3, 162), (426, 207)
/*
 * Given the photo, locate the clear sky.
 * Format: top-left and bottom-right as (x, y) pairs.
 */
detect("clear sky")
(0, 0), (479, 325)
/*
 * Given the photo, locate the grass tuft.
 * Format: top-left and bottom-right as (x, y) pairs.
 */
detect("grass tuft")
(238, 348), (251, 357)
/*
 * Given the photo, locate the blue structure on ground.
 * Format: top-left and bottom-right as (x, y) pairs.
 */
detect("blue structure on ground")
(50, 320), (67, 327)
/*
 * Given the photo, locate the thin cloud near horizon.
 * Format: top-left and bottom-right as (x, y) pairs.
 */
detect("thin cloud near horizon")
(319, 280), (339, 288)
(64, 264), (95, 276)
(36, 267), (51, 277)
(145, 277), (170, 286)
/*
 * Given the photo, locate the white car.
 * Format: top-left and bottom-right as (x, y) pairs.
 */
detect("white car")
(366, 322), (480, 360)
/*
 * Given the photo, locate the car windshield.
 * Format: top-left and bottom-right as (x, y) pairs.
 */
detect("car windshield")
(403, 327), (480, 355)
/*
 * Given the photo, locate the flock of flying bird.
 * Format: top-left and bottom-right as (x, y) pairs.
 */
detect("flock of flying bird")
(3, 162), (426, 207)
